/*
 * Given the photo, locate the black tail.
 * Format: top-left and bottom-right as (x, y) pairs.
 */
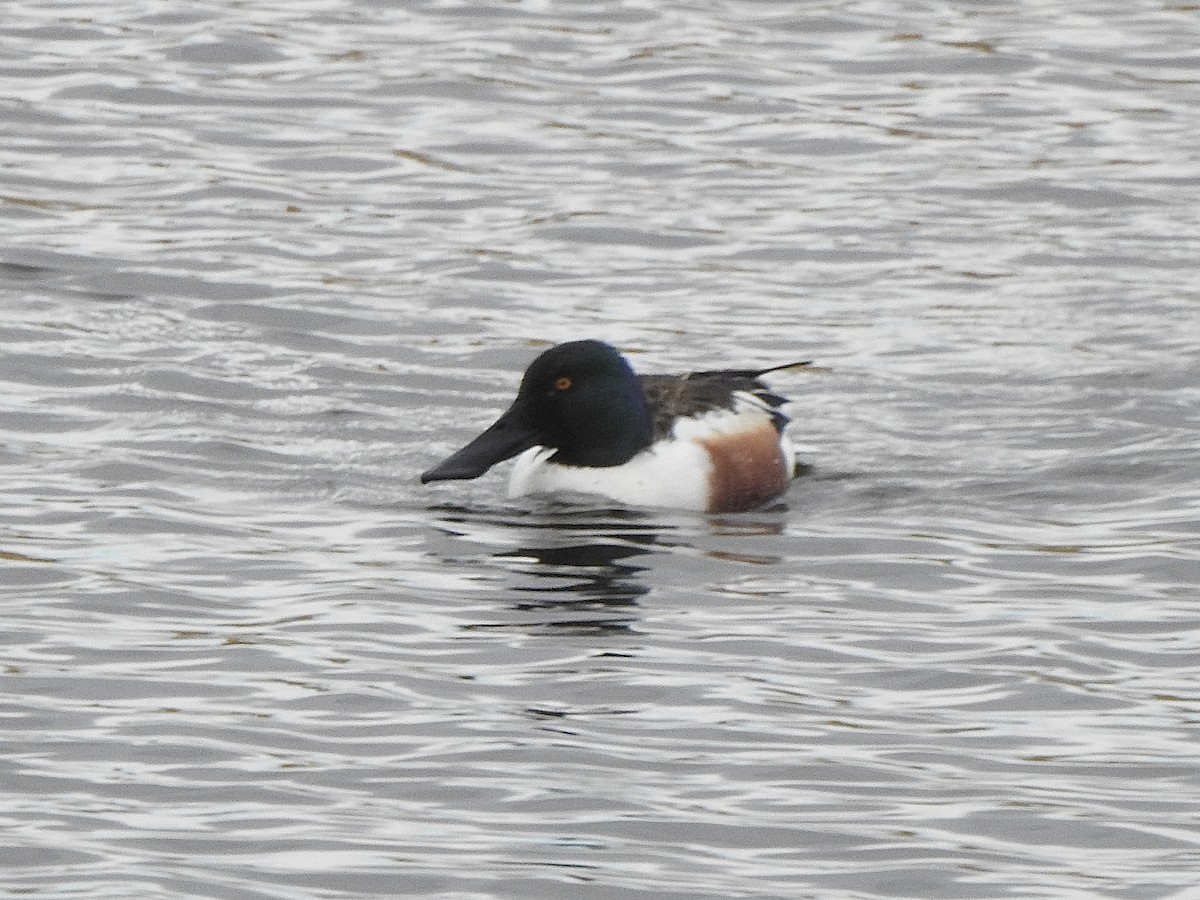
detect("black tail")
(690, 360), (812, 379)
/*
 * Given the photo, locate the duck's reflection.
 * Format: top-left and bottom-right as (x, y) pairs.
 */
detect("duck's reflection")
(426, 499), (797, 633)
(496, 538), (653, 604)
(427, 504), (663, 633)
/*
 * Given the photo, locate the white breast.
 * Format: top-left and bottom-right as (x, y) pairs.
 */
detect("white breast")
(507, 439), (714, 511)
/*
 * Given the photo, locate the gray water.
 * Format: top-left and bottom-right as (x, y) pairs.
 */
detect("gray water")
(3, 2), (1200, 898)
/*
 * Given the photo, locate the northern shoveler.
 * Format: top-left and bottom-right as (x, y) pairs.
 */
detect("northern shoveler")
(420, 339), (810, 513)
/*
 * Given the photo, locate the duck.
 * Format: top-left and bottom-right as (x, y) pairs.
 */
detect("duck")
(420, 339), (809, 513)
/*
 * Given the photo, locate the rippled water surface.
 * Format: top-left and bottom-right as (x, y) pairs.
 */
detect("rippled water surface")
(3, 2), (1200, 898)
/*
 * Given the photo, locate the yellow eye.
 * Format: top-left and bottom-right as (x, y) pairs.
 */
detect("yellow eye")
(554, 376), (572, 391)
